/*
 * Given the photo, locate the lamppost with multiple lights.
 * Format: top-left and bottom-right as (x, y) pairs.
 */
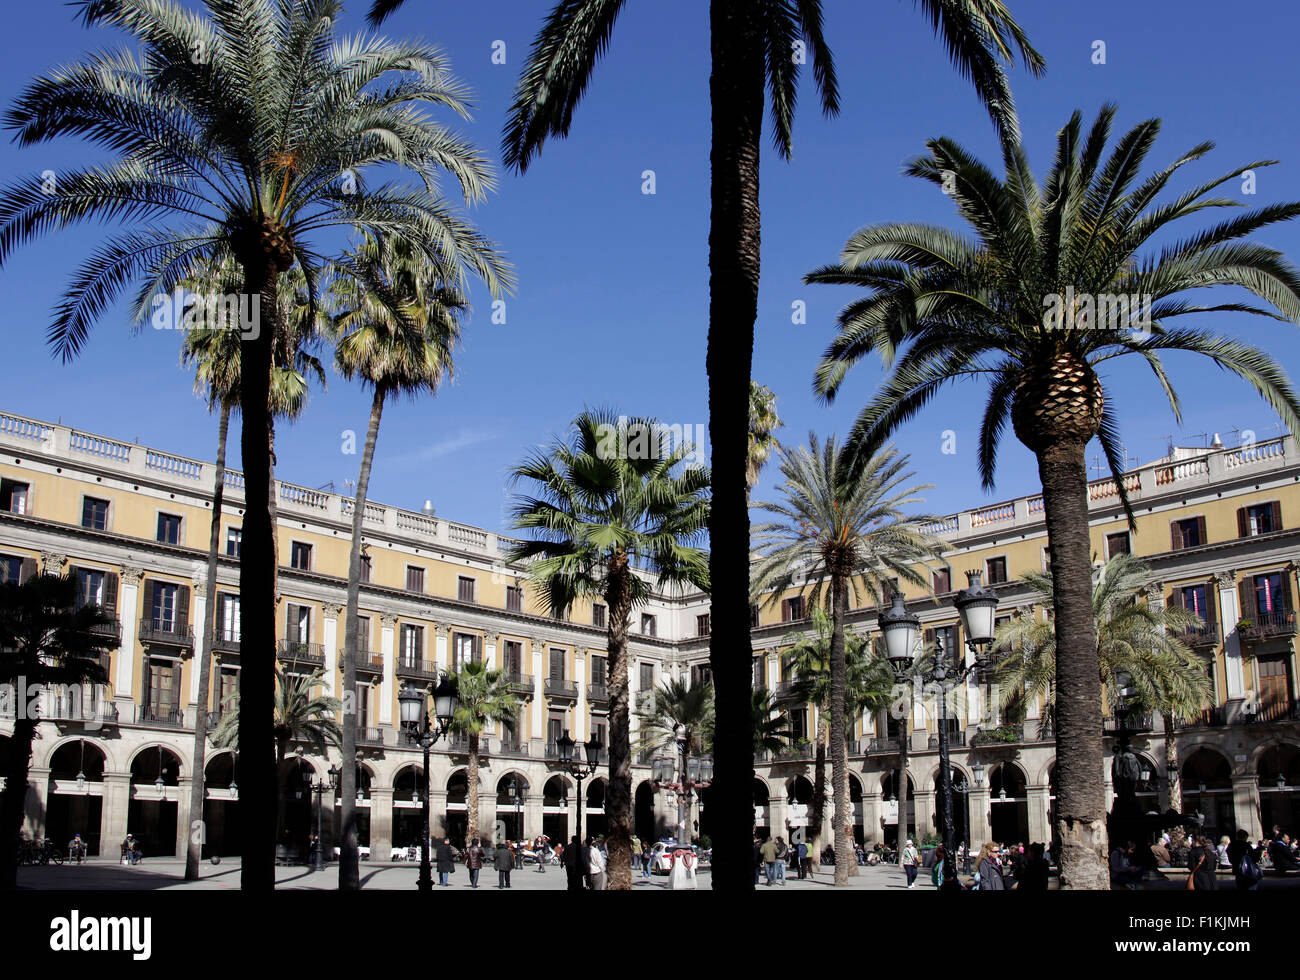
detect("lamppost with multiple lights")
(651, 741), (713, 844)
(398, 676), (458, 892)
(553, 730), (602, 844)
(296, 747), (341, 872)
(879, 570), (997, 889)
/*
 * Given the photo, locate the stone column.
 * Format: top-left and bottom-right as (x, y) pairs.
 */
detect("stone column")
(116, 567), (144, 705)
(1026, 785), (1050, 843)
(175, 775), (193, 858)
(429, 789), (449, 838)
(321, 602), (341, 697)
(1216, 570), (1246, 699)
(1232, 773), (1262, 839)
(969, 787), (993, 847)
(370, 787), (394, 860)
(23, 766), (50, 839)
(530, 637), (545, 744)
(486, 632), (498, 671)
(435, 624), (450, 671)
(102, 772), (132, 854)
(575, 648), (587, 740)
(190, 585), (207, 706)
(914, 788), (935, 840)
(524, 793), (544, 841)
(862, 791), (882, 846)
(379, 614), (397, 727)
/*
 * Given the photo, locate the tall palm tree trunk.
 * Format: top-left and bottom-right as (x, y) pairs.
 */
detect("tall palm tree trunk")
(235, 239), (290, 893)
(186, 401), (230, 880)
(706, 0), (764, 893)
(811, 723), (827, 866)
(0, 716), (37, 890)
(1164, 712), (1182, 813)
(340, 386), (386, 890)
(829, 576), (852, 884)
(605, 555), (634, 890)
(1037, 439), (1108, 889)
(467, 735), (480, 841)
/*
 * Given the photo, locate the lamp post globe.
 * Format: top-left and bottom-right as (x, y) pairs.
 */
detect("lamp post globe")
(879, 591), (921, 671)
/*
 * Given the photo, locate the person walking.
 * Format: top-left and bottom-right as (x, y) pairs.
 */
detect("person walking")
(1018, 842), (1050, 890)
(563, 834), (589, 891)
(797, 838), (812, 879)
(587, 836), (608, 890)
(465, 837), (485, 888)
(494, 840), (514, 888)
(901, 838), (920, 889)
(759, 835), (779, 886)
(1187, 835), (1218, 890)
(534, 835), (549, 873)
(631, 836), (643, 878)
(774, 837), (789, 886)
(1227, 829), (1263, 891)
(976, 842), (1005, 890)
(435, 838), (456, 887)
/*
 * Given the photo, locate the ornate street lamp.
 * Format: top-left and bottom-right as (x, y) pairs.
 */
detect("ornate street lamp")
(879, 591), (921, 671)
(649, 739), (711, 844)
(398, 675), (458, 892)
(304, 762), (341, 872)
(553, 730), (601, 844)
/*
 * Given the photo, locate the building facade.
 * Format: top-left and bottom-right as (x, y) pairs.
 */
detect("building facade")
(1, 409), (1297, 860)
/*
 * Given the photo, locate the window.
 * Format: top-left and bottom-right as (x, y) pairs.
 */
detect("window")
(356, 682), (371, 730)
(359, 553), (371, 583)
(1170, 516), (1206, 550)
(143, 656), (179, 721)
(1252, 572), (1289, 618)
(1106, 531), (1130, 558)
(790, 707), (808, 742)
(641, 613), (657, 637)
(932, 567), (951, 594)
(985, 557), (1007, 585)
(151, 582), (178, 629)
(82, 496), (109, 531)
(752, 656), (765, 688)
(549, 649), (566, 681)
(696, 613), (711, 637)
(547, 713), (565, 746)
(225, 527), (242, 558)
(592, 603), (606, 628)
(690, 663), (712, 687)
(1178, 584), (1211, 620)
(750, 604), (760, 628)
(157, 513), (182, 545)
(219, 594), (241, 642)
(504, 640), (523, 676)
(407, 565), (425, 593)
(1239, 501), (1282, 537)
(591, 655), (607, 688)
(639, 662), (653, 692)
(355, 615), (370, 653)
(290, 541), (312, 570)
(927, 624), (958, 656)
(506, 585), (523, 613)
(401, 624), (424, 667)
(0, 555), (23, 584)
(1042, 547), (1051, 573)
(0, 479), (29, 514)
(781, 595), (805, 622)
(591, 719), (607, 751)
(75, 568), (105, 610)
(457, 576), (475, 602)
(285, 603), (311, 642)
(218, 667), (239, 715)
(454, 632), (482, 669)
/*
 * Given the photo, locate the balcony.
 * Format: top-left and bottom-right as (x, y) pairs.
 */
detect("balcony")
(497, 740), (531, 758)
(773, 742), (815, 762)
(394, 658), (440, 683)
(544, 678), (578, 701)
(1249, 700), (1300, 725)
(448, 736), (489, 758)
(1239, 609), (1298, 643)
(352, 651), (384, 676)
(588, 683), (610, 706)
(139, 617), (193, 648)
(503, 673), (534, 697)
(43, 697), (118, 725)
(211, 632), (241, 656)
(928, 730), (967, 749)
(1178, 705), (1230, 729)
(1183, 623), (1222, 649)
(774, 679), (803, 701)
(138, 705), (186, 728)
(865, 737), (900, 755)
(277, 638), (325, 667)
(358, 727), (385, 748)
(970, 724), (1024, 747)
(88, 619), (121, 644)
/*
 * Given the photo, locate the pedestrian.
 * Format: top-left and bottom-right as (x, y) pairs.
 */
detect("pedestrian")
(535, 835), (549, 873)
(631, 835), (643, 878)
(976, 842), (1005, 890)
(435, 838), (456, 887)
(931, 844), (946, 888)
(466, 837), (485, 888)
(753, 836), (763, 885)
(759, 835), (778, 885)
(1109, 840), (1143, 889)
(798, 838), (812, 879)
(563, 834), (589, 891)
(1187, 834), (1218, 890)
(1227, 829), (1263, 891)
(494, 839), (514, 888)
(587, 836), (607, 890)
(774, 836), (789, 885)
(901, 838), (920, 888)
(1216, 835), (1232, 868)
(513, 840), (523, 870)
(1018, 842), (1050, 890)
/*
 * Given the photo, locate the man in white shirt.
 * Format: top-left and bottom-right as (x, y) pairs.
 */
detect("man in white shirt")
(587, 837), (607, 890)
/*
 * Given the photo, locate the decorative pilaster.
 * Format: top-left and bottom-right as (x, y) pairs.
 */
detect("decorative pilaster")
(116, 566), (145, 701)
(41, 551), (67, 574)
(1215, 569), (1245, 699)
(379, 614), (397, 726)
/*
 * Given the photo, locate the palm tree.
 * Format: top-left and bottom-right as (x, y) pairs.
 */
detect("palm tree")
(508, 411), (710, 890)
(752, 437), (943, 884)
(177, 258), (326, 881)
(446, 660), (522, 842)
(747, 381), (782, 501)
(992, 553), (1213, 814)
(0, 0), (509, 890)
(744, 688), (794, 758)
(782, 608), (896, 867)
(0, 573), (117, 890)
(329, 231), (469, 890)
(213, 664), (341, 847)
(805, 106), (1300, 887)
(401, 0), (1047, 893)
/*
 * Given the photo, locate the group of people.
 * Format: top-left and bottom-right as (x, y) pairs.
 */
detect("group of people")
(899, 838), (1051, 891)
(1109, 823), (1298, 890)
(753, 834), (814, 884)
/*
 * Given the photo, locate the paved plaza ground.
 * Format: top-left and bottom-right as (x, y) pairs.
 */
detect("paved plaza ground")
(19, 856), (1299, 891)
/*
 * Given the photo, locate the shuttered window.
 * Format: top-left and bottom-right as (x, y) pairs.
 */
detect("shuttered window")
(1238, 501), (1283, 537)
(1170, 516), (1206, 550)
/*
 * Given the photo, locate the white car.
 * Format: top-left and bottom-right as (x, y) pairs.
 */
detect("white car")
(647, 842), (702, 874)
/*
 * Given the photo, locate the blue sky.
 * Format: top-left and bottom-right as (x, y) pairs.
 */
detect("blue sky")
(2, 0), (1298, 533)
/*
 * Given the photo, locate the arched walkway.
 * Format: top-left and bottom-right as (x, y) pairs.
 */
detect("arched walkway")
(635, 781), (656, 842)
(987, 762), (1029, 845)
(931, 767), (970, 848)
(445, 770), (469, 847)
(392, 764), (428, 851)
(585, 777), (607, 839)
(542, 774), (571, 843)
(128, 744), (183, 858)
(497, 773), (529, 841)
(1181, 747), (1235, 836)
(202, 751), (237, 859)
(1257, 743), (1300, 833)
(879, 769), (915, 840)
(46, 738), (106, 856)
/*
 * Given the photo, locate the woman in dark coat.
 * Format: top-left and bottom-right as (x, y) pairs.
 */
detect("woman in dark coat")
(977, 842), (1005, 890)
(435, 838), (457, 887)
(1188, 835), (1218, 890)
(563, 834), (589, 891)
(465, 838), (486, 888)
